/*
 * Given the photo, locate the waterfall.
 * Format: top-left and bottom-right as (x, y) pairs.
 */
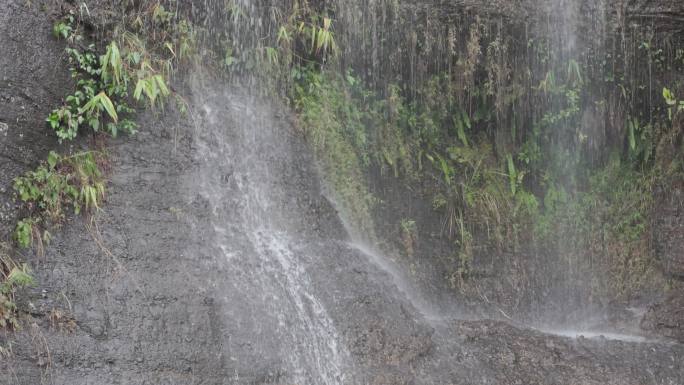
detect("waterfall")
(188, 83), (349, 383)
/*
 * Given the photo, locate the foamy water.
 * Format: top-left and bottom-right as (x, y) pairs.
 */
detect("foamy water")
(539, 329), (650, 343)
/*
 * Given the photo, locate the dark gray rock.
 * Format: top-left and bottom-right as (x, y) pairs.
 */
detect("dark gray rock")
(641, 285), (684, 343)
(655, 182), (684, 279)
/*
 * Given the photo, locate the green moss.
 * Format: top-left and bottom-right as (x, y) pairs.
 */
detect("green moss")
(292, 67), (378, 238)
(533, 155), (663, 300)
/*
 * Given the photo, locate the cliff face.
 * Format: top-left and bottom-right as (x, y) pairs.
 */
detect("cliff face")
(1, 0), (683, 384)
(344, 0), (683, 303)
(655, 180), (684, 280)
(643, 116), (684, 342)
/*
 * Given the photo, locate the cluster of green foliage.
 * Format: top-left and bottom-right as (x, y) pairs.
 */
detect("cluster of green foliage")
(262, 6), (684, 302)
(48, 42), (137, 142)
(14, 12), (173, 248)
(276, 12), (339, 62)
(291, 66), (377, 237)
(216, 0), (340, 96)
(47, 11), (176, 142)
(13, 152), (106, 248)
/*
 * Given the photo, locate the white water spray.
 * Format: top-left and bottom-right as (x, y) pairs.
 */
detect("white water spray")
(192, 86), (348, 384)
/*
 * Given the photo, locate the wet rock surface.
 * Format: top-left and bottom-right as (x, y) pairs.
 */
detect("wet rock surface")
(642, 285), (684, 343)
(0, 0), (70, 239)
(445, 319), (684, 385)
(655, 182), (684, 279)
(1, 85), (683, 385)
(646, 176), (684, 342)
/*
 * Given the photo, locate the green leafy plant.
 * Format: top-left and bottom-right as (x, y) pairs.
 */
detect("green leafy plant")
(663, 87), (684, 120)
(1, 245), (35, 329)
(101, 42), (124, 87)
(48, 43), (127, 141)
(279, 14), (339, 62)
(13, 151), (106, 249)
(454, 108), (471, 147)
(400, 219), (418, 256)
(48, 32), (171, 142)
(626, 116), (655, 163)
(53, 15), (75, 40)
(133, 73), (170, 107)
(13, 219), (36, 249)
(82, 92), (119, 127)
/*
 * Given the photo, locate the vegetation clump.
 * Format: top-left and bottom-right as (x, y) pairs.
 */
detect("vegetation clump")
(243, 3), (684, 306)
(0, 244), (34, 329)
(13, 151), (106, 248)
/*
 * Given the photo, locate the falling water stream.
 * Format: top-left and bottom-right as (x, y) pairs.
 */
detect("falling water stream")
(191, 85), (349, 383)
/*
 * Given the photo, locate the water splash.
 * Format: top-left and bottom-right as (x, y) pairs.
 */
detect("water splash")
(539, 329), (650, 343)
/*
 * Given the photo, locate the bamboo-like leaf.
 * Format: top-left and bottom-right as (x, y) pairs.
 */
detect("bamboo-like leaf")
(507, 154), (517, 195)
(628, 118), (637, 151)
(663, 87), (675, 105)
(165, 42), (176, 57)
(102, 42), (122, 85)
(437, 155), (452, 186)
(277, 26), (291, 45)
(455, 117), (467, 147)
(461, 109), (471, 129)
(134, 79), (145, 101)
(97, 92), (118, 122)
(154, 75), (170, 97)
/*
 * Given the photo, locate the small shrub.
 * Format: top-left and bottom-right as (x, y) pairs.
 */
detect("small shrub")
(52, 14), (74, 40)
(48, 12), (177, 142)
(48, 41), (140, 142)
(13, 151), (106, 248)
(400, 219), (418, 257)
(0, 244), (35, 329)
(13, 219), (38, 249)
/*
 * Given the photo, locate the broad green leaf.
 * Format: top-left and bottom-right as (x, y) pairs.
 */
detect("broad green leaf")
(154, 75), (170, 97)
(134, 79), (144, 101)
